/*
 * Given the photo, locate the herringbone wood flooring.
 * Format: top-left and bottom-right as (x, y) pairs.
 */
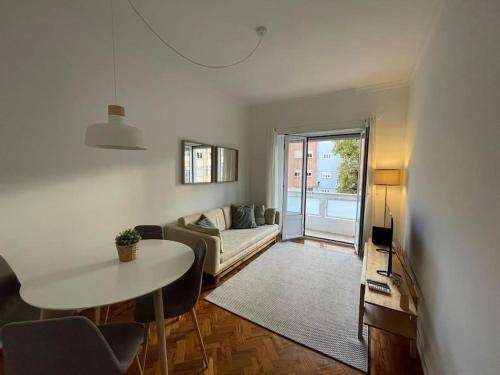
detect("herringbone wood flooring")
(99, 240), (423, 375)
(0, 240), (423, 375)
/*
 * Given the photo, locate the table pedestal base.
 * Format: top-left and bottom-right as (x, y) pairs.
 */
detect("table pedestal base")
(154, 289), (168, 375)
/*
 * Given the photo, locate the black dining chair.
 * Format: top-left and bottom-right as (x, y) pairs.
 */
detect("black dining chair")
(0, 256), (40, 348)
(134, 225), (164, 240)
(134, 239), (208, 371)
(1, 316), (144, 375)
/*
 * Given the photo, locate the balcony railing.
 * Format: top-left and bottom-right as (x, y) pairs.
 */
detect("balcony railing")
(287, 189), (358, 243)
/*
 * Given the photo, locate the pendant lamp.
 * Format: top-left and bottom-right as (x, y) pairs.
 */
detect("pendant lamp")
(85, 0), (146, 150)
(85, 105), (145, 150)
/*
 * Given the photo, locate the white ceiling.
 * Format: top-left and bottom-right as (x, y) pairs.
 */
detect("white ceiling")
(123, 0), (439, 103)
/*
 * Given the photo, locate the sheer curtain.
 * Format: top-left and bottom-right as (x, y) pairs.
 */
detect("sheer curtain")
(265, 129), (284, 224)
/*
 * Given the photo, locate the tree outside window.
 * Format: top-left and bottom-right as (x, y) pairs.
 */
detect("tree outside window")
(332, 139), (360, 194)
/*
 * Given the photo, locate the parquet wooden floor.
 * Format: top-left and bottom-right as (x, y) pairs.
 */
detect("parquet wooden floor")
(0, 240), (424, 375)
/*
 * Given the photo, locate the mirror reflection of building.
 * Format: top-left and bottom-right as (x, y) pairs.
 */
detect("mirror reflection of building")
(183, 141), (212, 184)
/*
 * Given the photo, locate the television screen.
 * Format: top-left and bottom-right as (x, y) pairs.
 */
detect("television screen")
(372, 207), (393, 247)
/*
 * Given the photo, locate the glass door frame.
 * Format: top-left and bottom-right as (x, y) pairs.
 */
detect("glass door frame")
(281, 130), (369, 250)
(303, 133), (362, 247)
(354, 128), (369, 256)
(282, 135), (308, 240)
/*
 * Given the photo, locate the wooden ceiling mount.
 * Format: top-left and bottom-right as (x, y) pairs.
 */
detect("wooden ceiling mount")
(108, 104), (125, 117)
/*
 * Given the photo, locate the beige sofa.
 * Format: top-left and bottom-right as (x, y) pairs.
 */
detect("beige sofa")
(166, 206), (280, 282)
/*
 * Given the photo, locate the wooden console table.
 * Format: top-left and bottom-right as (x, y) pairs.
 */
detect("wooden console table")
(359, 238), (418, 357)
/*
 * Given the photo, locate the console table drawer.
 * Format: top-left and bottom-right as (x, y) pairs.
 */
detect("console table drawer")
(363, 303), (417, 339)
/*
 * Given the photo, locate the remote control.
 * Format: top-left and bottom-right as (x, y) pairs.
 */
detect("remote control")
(367, 279), (391, 294)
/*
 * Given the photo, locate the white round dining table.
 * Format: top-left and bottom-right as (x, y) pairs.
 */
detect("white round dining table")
(16, 240), (194, 375)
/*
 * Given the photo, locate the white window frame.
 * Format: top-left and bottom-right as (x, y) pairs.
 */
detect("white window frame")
(321, 171), (332, 179)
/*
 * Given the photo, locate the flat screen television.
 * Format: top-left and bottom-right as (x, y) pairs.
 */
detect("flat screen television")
(372, 204), (393, 248)
(375, 209), (400, 278)
(376, 215), (394, 277)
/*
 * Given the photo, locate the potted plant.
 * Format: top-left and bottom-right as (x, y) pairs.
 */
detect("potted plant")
(115, 228), (142, 262)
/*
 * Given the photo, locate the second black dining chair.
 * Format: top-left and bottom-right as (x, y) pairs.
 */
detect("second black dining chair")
(134, 225), (164, 240)
(2, 316), (144, 375)
(134, 239), (208, 371)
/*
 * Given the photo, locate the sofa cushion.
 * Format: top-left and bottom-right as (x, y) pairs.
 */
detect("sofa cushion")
(195, 214), (216, 228)
(178, 208), (226, 231)
(265, 208), (277, 225)
(204, 209), (227, 231)
(254, 205), (266, 226)
(178, 212), (199, 227)
(222, 206), (232, 229)
(220, 224), (279, 263)
(186, 223), (220, 237)
(231, 204), (257, 229)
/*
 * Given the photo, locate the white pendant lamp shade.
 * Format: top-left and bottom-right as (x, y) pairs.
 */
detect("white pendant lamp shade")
(85, 105), (146, 150)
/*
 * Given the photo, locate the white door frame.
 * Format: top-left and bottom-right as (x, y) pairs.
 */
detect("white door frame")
(282, 135), (307, 240)
(354, 128), (369, 255)
(281, 131), (369, 247)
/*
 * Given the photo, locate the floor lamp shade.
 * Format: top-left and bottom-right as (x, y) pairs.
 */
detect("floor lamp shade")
(374, 169), (401, 186)
(85, 105), (146, 150)
(374, 169), (401, 226)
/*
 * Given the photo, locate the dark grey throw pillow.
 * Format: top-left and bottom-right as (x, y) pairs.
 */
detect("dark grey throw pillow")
(195, 214), (216, 228)
(231, 204), (257, 229)
(254, 205), (266, 226)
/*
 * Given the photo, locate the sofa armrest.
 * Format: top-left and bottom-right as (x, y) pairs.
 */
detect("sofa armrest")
(165, 225), (221, 276)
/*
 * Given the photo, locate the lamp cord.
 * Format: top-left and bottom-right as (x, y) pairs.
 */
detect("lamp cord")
(110, 0), (118, 104)
(126, 0), (265, 69)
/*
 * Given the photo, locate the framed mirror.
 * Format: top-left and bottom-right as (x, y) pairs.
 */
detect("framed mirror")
(215, 146), (238, 182)
(182, 140), (214, 184)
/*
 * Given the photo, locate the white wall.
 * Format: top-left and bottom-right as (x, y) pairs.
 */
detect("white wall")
(249, 86), (409, 242)
(0, 0), (248, 265)
(403, 0), (500, 374)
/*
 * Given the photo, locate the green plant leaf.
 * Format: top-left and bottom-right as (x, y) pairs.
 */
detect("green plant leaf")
(115, 228), (142, 246)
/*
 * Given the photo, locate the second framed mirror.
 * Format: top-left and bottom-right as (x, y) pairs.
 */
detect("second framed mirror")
(215, 146), (238, 182)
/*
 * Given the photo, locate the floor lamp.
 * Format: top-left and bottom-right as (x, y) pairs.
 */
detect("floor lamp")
(374, 169), (401, 226)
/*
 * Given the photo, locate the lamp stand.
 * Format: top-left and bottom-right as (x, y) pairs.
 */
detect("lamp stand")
(383, 185), (387, 227)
